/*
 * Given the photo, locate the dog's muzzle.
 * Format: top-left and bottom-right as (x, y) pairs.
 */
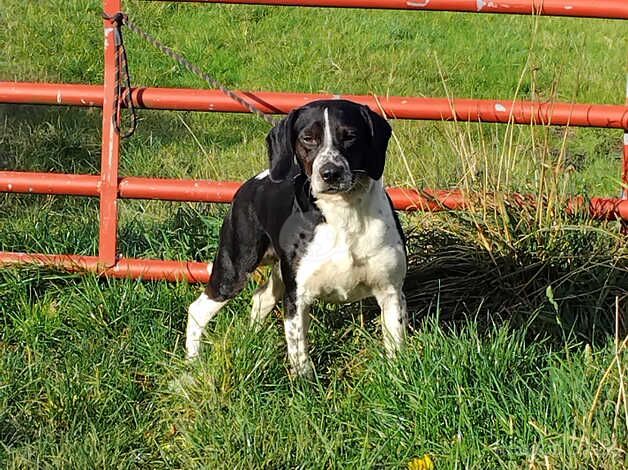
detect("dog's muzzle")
(316, 159), (353, 193)
(320, 162), (344, 184)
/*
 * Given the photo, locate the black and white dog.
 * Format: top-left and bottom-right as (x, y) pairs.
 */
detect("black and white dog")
(186, 99), (407, 377)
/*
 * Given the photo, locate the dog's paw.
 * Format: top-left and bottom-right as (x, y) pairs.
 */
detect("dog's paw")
(289, 361), (315, 381)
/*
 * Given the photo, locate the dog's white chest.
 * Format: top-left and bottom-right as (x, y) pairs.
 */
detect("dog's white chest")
(295, 185), (405, 304)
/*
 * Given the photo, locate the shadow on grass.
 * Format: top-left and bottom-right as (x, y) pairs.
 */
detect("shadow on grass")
(400, 228), (627, 347)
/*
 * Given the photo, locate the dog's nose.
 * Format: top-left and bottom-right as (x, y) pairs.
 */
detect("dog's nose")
(320, 163), (344, 184)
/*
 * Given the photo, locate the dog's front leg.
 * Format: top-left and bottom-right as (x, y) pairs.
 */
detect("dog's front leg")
(375, 288), (408, 357)
(283, 291), (313, 378)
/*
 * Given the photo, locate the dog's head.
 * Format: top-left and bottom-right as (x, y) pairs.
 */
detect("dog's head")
(266, 99), (392, 195)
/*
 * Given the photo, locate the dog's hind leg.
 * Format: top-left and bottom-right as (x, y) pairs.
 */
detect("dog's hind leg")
(186, 201), (270, 360)
(250, 265), (284, 330)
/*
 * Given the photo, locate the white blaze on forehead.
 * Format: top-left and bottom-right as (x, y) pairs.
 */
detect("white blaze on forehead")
(321, 107), (333, 154)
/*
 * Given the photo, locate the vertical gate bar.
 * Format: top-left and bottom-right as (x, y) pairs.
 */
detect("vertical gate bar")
(99, 0), (122, 266)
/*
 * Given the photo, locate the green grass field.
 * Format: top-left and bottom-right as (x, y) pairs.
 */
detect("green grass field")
(1, 1), (627, 467)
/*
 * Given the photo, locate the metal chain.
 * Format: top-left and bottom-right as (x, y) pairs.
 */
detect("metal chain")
(106, 12), (278, 127)
(103, 12), (138, 139)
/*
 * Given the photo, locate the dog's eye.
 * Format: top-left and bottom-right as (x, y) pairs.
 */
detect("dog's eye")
(343, 133), (357, 145)
(301, 135), (317, 145)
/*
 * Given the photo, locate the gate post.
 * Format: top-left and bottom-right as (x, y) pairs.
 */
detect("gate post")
(100, 0), (123, 267)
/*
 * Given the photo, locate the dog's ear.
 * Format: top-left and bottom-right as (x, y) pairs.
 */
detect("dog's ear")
(266, 109), (300, 182)
(360, 105), (392, 181)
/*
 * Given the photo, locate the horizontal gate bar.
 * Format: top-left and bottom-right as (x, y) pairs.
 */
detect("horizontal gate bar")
(0, 252), (211, 283)
(151, 0), (628, 20)
(0, 170), (458, 211)
(2, 81), (628, 129)
(2, 170), (628, 220)
(1, 195), (627, 284)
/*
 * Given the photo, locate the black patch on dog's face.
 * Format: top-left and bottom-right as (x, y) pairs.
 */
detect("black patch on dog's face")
(265, 100), (392, 191)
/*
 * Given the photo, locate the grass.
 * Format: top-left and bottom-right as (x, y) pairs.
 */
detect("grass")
(1, 266), (626, 467)
(1, 0), (628, 468)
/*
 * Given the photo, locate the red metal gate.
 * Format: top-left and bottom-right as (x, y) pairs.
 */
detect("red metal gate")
(1, 0), (627, 283)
